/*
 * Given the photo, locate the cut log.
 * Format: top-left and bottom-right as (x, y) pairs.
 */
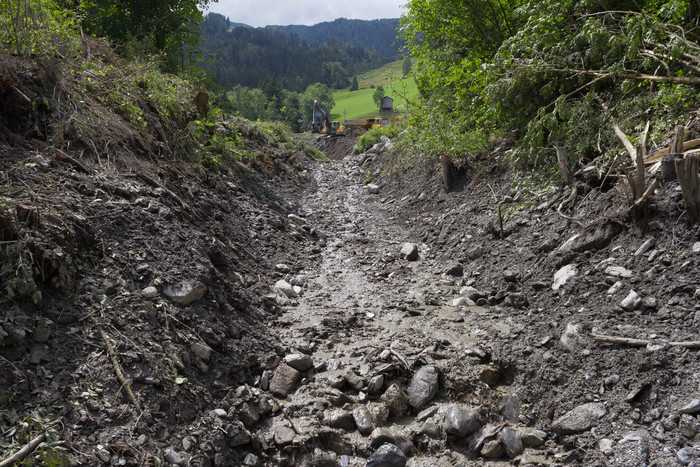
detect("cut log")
(645, 138), (700, 164)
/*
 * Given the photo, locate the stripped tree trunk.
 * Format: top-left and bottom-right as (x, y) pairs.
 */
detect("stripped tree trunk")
(675, 154), (700, 224)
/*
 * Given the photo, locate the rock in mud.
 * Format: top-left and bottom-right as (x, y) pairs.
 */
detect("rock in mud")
(283, 353), (313, 372)
(344, 370), (364, 391)
(444, 406), (480, 437)
(407, 365), (439, 411)
(521, 429), (547, 447)
(460, 286), (485, 300)
(605, 265), (633, 278)
(679, 399), (700, 414)
(142, 286), (158, 299)
(162, 281), (207, 306)
(367, 183), (380, 195)
(367, 375), (385, 395)
(313, 449), (337, 467)
(445, 263), (463, 277)
(551, 402), (606, 434)
(559, 322), (583, 351)
(366, 443), (407, 467)
(381, 383), (409, 418)
(324, 409), (356, 431)
(269, 364), (300, 397)
(370, 427), (397, 447)
(552, 264), (577, 291)
(273, 425), (296, 446)
(501, 394), (520, 423)
(677, 446), (700, 465)
(620, 290), (642, 311)
(481, 440), (504, 459)
(274, 279), (298, 298)
(242, 453), (259, 466)
(353, 405), (375, 435)
(163, 448), (183, 465)
(190, 342), (211, 362)
(400, 243), (419, 261)
(498, 426), (523, 458)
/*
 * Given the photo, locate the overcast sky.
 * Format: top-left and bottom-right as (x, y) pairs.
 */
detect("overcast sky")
(205, 0), (407, 27)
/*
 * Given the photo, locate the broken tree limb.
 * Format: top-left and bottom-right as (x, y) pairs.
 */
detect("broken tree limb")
(645, 138), (700, 164)
(670, 125), (685, 154)
(0, 432), (47, 467)
(0, 420), (60, 467)
(613, 125), (637, 165)
(593, 333), (700, 349)
(91, 316), (141, 411)
(552, 67), (700, 86)
(633, 178), (660, 209)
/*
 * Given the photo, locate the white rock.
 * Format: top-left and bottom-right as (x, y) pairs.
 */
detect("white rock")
(287, 214), (307, 225)
(558, 234), (581, 252)
(560, 322), (582, 351)
(605, 266), (633, 278)
(275, 280), (298, 298)
(599, 438), (614, 455)
(162, 281), (207, 306)
(142, 286), (158, 299)
(620, 290), (642, 311)
(553, 264), (578, 291)
(693, 242), (700, 253)
(459, 286), (484, 300)
(452, 297), (476, 307)
(400, 243), (419, 261)
(607, 281), (624, 295)
(634, 238), (655, 256)
(367, 184), (380, 195)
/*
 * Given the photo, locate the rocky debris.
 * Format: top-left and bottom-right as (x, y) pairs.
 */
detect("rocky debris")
(190, 342), (211, 362)
(273, 425), (296, 446)
(481, 440), (504, 459)
(552, 264), (577, 291)
(680, 399), (700, 414)
(445, 263), (463, 277)
(498, 426), (523, 458)
(605, 265), (633, 278)
(521, 429), (547, 447)
(552, 403), (606, 434)
(381, 384), (409, 419)
(407, 365), (439, 411)
(400, 243), (419, 261)
(560, 322), (584, 351)
(501, 394), (520, 423)
(353, 405), (375, 435)
(269, 364), (301, 397)
(324, 409), (356, 430)
(366, 443), (407, 467)
(274, 279), (298, 298)
(444, 406), (480, 437)
(163, 448), (183, 465)
(283, 353), (313, 372)
(677, 446), (700, 465)
(344, 370), (364, 391)
(141, 286), (158, 298)
(620, 290), (642, 311)
(162, 280), (207, 305)
(367, 374), (385, 395)
(367, 183), (381, 195)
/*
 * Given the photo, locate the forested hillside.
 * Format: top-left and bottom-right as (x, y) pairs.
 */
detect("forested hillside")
(199, 13), (391, 92)
(268, 18), (404, 60)
(400, 0), (700, 171)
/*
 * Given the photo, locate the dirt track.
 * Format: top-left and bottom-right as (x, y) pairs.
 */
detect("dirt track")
(2, 127), (700, 466)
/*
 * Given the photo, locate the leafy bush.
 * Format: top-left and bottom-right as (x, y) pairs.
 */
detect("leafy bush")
(354, 122), (405, 154)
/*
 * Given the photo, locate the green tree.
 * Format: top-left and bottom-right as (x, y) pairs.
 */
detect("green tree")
(81, 0), (212, 71)
(372, 85), (385, 108)
(401, 56), (411, 76)
(299, 83), (335, 127)
(349, 75), (359, 91)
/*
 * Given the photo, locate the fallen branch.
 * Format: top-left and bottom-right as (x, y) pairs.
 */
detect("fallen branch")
(269, 398), (301, 435)
(633, 178), (660, 208)
(645, 138), (700, 164)
(613, 125), (637, 164)
(92, 316), (141, 411)
(593, 333), (700, 349)
(0, 432), (46, 467)
(553, 67), (700, 86)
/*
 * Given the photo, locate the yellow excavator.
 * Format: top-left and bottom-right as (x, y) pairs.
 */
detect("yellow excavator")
(310, 100), (345, 136)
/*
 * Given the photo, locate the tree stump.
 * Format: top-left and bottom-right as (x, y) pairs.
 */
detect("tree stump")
(675, 154), (700, 224)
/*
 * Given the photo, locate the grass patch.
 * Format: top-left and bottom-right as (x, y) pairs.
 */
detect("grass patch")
(331, 77), (418, 121)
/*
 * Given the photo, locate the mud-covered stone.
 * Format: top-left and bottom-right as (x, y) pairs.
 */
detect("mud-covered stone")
(269, 364), (300, 397)
(400, 243), (419, 261)
(366, 443), (406, 467)
(284, 353), (313, 372)
(498, 426), (523, 458)
(353, 405), (375, 435)
(444, 406), (480, 437)
(407, 365), (439, 411)
(381, 383), (409, 418)
(323, 409), (355, 431)
(552, 403), (606, 434)
(162, 281), (207, 305)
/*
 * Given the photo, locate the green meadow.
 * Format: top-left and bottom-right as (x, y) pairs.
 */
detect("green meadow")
(330, 59), (420, 121)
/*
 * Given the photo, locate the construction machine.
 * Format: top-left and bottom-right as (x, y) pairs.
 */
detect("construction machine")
(310, 100), (345, 136)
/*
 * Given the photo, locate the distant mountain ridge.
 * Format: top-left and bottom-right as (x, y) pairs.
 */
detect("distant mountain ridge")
(199, 14), (401, 92)
(267, 18), (403, 60)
